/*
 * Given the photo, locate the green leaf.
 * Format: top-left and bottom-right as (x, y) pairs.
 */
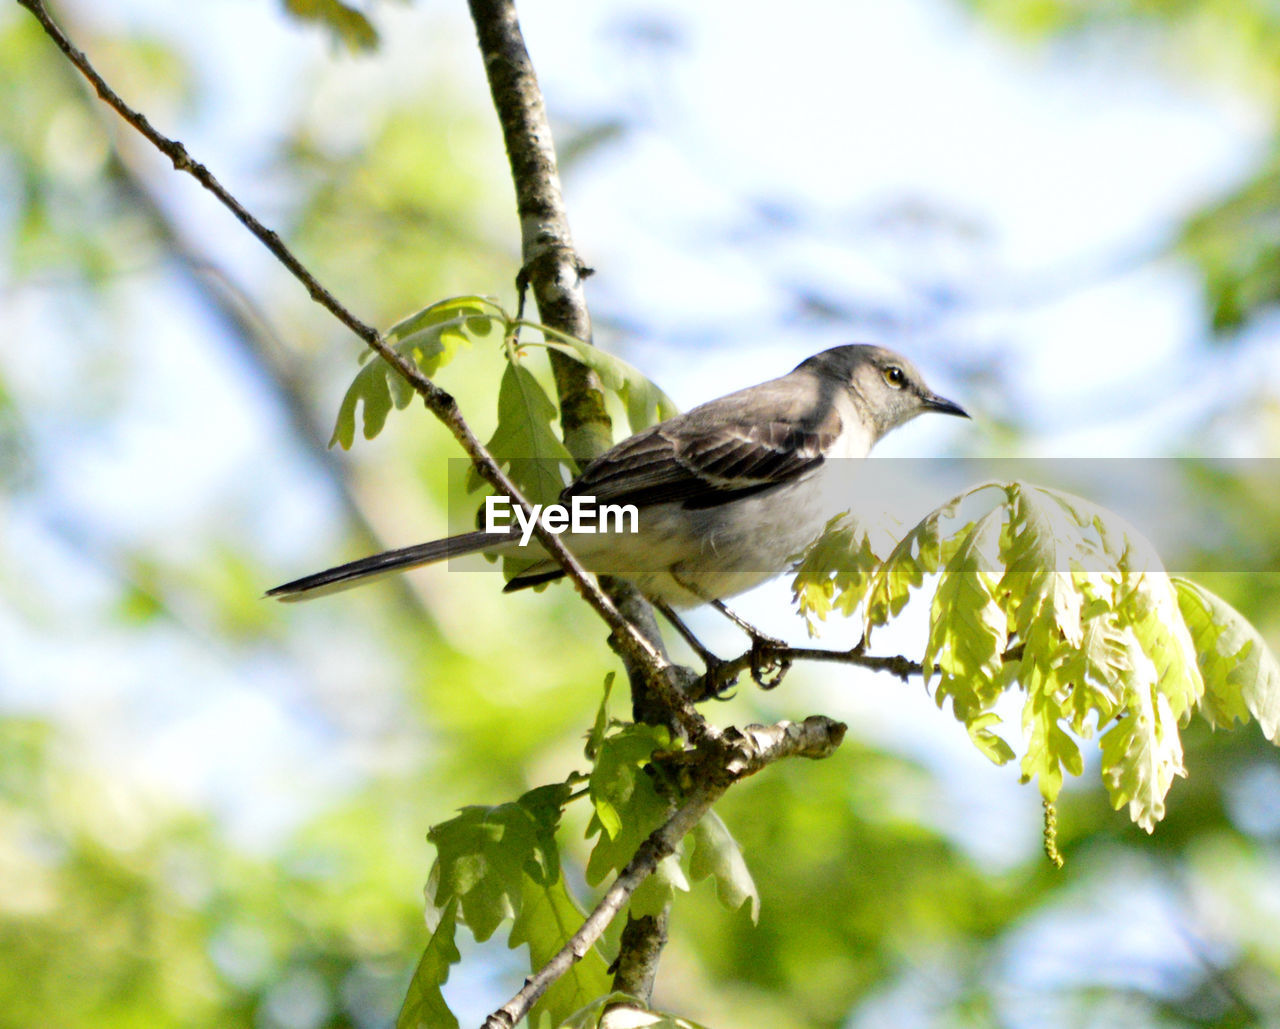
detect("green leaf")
(924, 509), (1010, 759)
(585, 673), (615, 761)
(967, 711), (1017, 766)
(1120, 573), (1202, 726)
(1019, 686), (1081, 802)
(427, 783), (572, 942)
(1174, 578), (1280, 740)
(586, 724), (674, 885)
(587, 723), (672, 844)
(790, 514), (884, 635)
(585, 723), (686, 919)
(998, 483), (1086, 648)
(788, 479), (1278, 836)
(386, 295), (501, 343)
(1099, 656), (1186, 832)
(396, 898), (461, 1029)
(689, 810), (759, 922)
(509, 874), (612, 1029)
(864, 491), (970, 633)
(527, 331), (679, 433)
(1057, 591), (1130, 734)
(472, 359), (576, 509)
(992, 485), (1200, 824)
(628, 853), (690, 919)
(329, 296), (500, 449)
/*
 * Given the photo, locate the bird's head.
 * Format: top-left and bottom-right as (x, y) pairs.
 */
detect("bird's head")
(798, 344), (969, 441)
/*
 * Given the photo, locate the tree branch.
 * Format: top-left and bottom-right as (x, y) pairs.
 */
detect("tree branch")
(464, 0), (691, 985)
(463, 0), (677, 699)
(610, 910), (668, 1001)
(467, 0), (613, 465)
(14, 0), (706, 738)
(689, 642), (924, 701)
(480, 716), (847, 1029)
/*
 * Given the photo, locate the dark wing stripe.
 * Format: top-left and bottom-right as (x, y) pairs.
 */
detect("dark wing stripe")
(565, 415), (840, 512)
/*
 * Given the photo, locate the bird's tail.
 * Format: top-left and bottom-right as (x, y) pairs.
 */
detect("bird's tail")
(266, 530), (504, 601)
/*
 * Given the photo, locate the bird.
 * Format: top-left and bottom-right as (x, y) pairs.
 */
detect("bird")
(268, 345), (968, 625)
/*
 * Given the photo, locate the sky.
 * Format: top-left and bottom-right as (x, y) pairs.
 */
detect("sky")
(4, 0), (1278, 871)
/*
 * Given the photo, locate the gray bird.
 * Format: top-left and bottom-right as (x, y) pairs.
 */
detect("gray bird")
(268, 345), (967, 613)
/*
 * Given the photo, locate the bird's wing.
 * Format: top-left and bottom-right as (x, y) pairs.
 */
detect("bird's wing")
(567, 394), (841, 511)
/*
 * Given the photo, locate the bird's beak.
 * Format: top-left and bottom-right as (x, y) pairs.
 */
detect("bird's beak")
(924, 393), (970, 419)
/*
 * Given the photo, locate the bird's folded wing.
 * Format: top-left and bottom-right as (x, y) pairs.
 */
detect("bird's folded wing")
(567, 414), (840, 510)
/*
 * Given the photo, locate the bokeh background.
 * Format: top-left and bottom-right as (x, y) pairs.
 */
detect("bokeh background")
(3, 0), (1280, 1026)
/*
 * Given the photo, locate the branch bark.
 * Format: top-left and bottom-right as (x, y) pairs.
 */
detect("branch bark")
(464, 0), (676, 713)
(690, 641), (924, 701)
(467, 0), (613, 465)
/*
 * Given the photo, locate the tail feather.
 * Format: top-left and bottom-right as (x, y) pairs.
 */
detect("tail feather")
(267, 529), (503, 601)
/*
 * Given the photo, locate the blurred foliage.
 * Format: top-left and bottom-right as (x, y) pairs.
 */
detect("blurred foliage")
(2, 1), (1280, 1028)
(0, 718), (427, 1028)
(795, 483), (1280, 834)
(964, 0), (1280, 335)
(282, 0), (383, 52)
(1182, 156), (1280, 333)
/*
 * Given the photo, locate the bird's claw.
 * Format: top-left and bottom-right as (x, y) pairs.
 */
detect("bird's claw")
(749, 633), (791, 690)
(701, 654), (740, 700)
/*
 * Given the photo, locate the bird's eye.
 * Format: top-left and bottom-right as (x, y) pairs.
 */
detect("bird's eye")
(883, 366), (906, 389)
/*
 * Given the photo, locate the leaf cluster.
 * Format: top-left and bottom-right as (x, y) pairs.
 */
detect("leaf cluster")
(330, 295), (678, 517)
(792, 480), (1280, 832)
(398, 680), (757, 1029)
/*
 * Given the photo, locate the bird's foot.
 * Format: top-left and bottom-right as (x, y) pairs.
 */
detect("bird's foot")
(700, 653), (740, 700)
(747, 630), (791, 690)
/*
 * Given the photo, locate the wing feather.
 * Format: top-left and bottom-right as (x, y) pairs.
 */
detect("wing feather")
(565, 381), (841, 510)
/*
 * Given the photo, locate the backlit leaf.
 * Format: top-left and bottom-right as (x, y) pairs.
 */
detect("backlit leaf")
(329, 296), (500, 449)
(473, 359), (575, 509)
(427, 783), (572, 942)
(1174, 577), (1280, 740)
(790, 514), (884, 635)
(689, 810), (759, 922)
(530, 330), (679, 433)
(396, 898), (461, 1029)
(509, 874), (611, 1029)
(924, 509), (1009, 755)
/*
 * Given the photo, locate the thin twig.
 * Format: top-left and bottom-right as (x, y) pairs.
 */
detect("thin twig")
(690, 643), (924, 701)
(14, 0), (372, 347)
(14, 0), (703, 737)
(479, 716), (847, 1029)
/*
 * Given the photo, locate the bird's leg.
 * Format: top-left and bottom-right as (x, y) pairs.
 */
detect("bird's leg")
(652, 600), (738, 697)
(709, 600), (792, 689)
(667, 571), (791, 690)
